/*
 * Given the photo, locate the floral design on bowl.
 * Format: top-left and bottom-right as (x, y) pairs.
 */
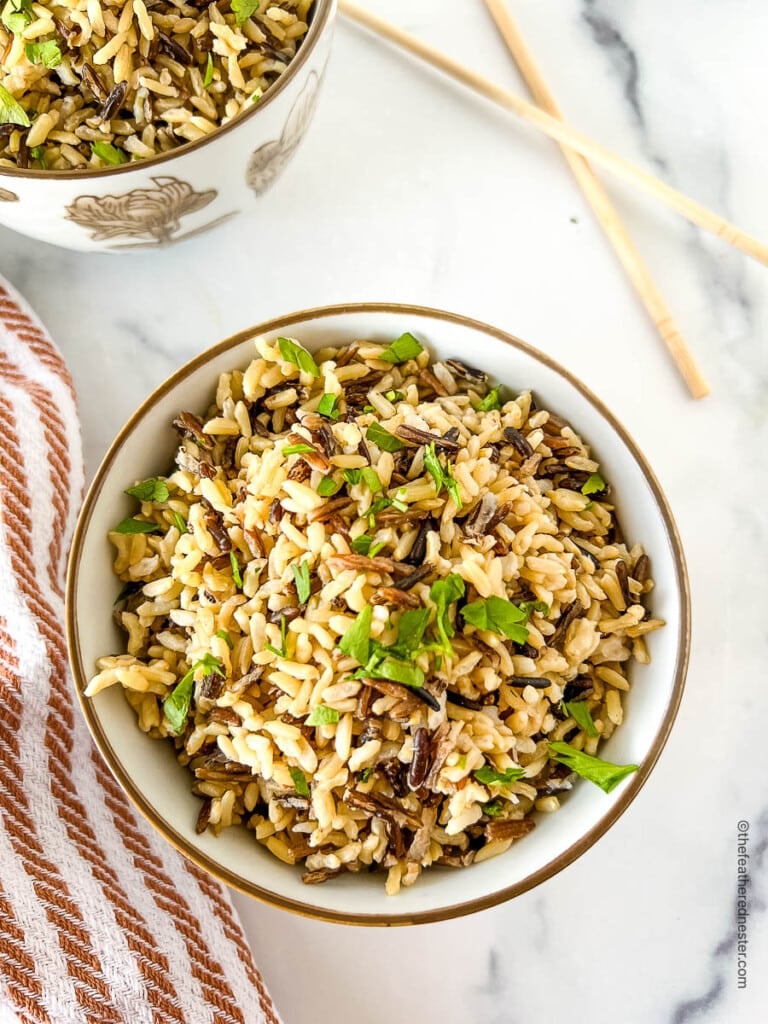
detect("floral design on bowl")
(246, 70), (320, 195)
(64, 176), (234, 248)
(0, 188), (19, 202)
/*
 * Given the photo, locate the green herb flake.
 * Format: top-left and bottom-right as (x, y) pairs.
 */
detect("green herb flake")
(203, 52), (214, 87)
(277, 336), (320, 378)
(29, 144), (47, 168)
(582, 472), (607, 496)
(113, 517), (162, 535)
(361, 466), (382, 494)
(231, 0), (259, 27)
(1, 0), (32, 35)
(483, 799), (505, 818)
(429, 573), (465, 653)
(562, 700), (599, 738)
(317, 475), (340, 498)
(338, 604), (372, 665)
(25, 39), (61, 68)
(351, 534), (385, 556)
(378, 332), (424, 364)
(305, 704), (340, 726)
(289, 767), (310, 796)
(283, 442), (315, 455)
(164, 653), (224, 734)
(423, 442), (462, 510)
(343, 468), (362, 486)
(230, 550), (243, 588)
(473, 764), (525, 786)
(363, 655), (424, 689)
(292, 560), (311, 605)
(0, 83), (30, 127)
(365, 422), (404, 452)
(91, 141), (128, 165)
(215, 628), (234, 649)
(457, 754), (467, 771)
(317, 393), (340, 420)
(360, 767), (372, 783)
(385, 390), (405, 403)
(264, 613), (287, 658)
(518, 599), (550, 621)
(472, 386), (502, 413)
(172, 512), (187, 534)
(548, 741), (638, 794)
(124, 477), (170, 502)
(462, 595), (530, 644)
(395, 607), (431, 653)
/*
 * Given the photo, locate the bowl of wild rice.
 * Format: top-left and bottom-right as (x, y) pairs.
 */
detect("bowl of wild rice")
(0, 0), (334, 250)
(67, 303), (690, 923)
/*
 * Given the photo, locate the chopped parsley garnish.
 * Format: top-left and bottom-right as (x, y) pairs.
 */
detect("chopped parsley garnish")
(292, 559), (311, 604)
(548, 741), (638, 794)
(472, 386), (502, 413)
(283, 442), (315, 455)
(423, 442), (462, 509)
(361, 467), (382, 494)
(317, 393), (340, 420)
(385, 390), (405, 403)
(264, 613), (288, 658)
(338, 604), (372, 665)
(231, 0), (259, 27)
(581, 473), (607, 495)
(562, 700), (599, 738)
(0, 83), (30, 127)
(25, 40), (62, 68)
(306, 705), (340, 726)
(365, 422), (404, 452)
(164, 654), (224, 735)
(1, 0), (31, 35)
(343, 468), (362, 485)
(29, 144), (47, 168)
(277, 336), (320, 378)
(474, 765), (525, 786)
(461, 596), (530, 644)
(317, 475), (340, 497)
(215, 628), (234, 649)
(230, 550), (243, 588)
(518, 599), (549, 619)
(351, 534), (386, 557)
(483, 799), (505, 817)
(203, 53), (214, 88)
(360, 767), (373, 783)
(91, 141), (128, 164)
(172, 512), (188, 533)
(113, 517), (162, 535)
(394, 607), (431, 652)
(378, 332), (424, 364)
(356, 655), (424, 688)
(124, 477), (170, 502)
(429, 573), (465, 654)
(289, 767), (310, 796)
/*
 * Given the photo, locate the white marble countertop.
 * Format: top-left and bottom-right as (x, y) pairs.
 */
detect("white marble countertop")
(3, 1), (767, 1021)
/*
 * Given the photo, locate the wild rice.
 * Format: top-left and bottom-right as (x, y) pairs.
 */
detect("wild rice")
(86, 334), (664, 892)
(0, 0), (314, 170)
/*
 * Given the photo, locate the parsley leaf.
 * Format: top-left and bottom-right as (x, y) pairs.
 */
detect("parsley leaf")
(164, 654), (224, 734)
(317, 475), (340, 497)
(292, 560), (311, 605)
(230, 551), (243, 588)
(548, 741), (638, 793)
(350, 535), (385, 557)
(361, 467), (382, 494)
(474, 765), (525, 786)
(1, 0), (31, 35)
(203, 52), (214, 87)
(25, 39), (61, 68)
(378, 332), (424, 364)
(172, 512), (187, 534)
(306, 705), (340, 726)
(582, 473), (607, 496)
(483, 799), (505, 818)
(429, 573), (465, 653)
(283, 442), (315, 455)
(357, 654), (424, 688)
(360, 767), (372, 783)
(395, 607), (431, 653)
(289, 767), (310, 796)
(366, 422), (404, 452)
(473, 386), (502, 412)
(462, 596), (530, 644)
(518, 599), (549, 620)
(317, 393), (340, 420)
(338, 604), (372, 665)
(385, 390), (405, 403)
(0, 83), (30, 127)
(343, 468), (362, 486)
(264, 614), (287, 658)
(423, 442), (462, 509)
(231, 0), (259, 27)
(277, 336), (320, 378)
(215, 628), (234, 649)
(562, 700), (599, 738)
(91, 141), (128, 165)
(113, 517), (162, 535)
(29, 144), (47, 168)
(124, 477), (170, 502)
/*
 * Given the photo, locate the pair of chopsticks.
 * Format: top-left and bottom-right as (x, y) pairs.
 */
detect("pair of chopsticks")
(339, 0), (767, 399)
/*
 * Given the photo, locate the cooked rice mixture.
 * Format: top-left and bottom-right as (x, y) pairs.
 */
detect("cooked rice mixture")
(86, 334), (665, 893)
(0, 0), (314, 170)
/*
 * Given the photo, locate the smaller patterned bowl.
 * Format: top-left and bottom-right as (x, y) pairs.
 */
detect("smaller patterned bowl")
(0, 0), (335, 253)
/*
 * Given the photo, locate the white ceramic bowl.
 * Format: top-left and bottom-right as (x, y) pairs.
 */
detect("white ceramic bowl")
(66, 303), (690, 924)
(0, 0), (335, 252)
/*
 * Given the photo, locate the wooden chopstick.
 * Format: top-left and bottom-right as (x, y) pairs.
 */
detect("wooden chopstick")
(339, 0), (768, 268)
(484, 0), (709, 399)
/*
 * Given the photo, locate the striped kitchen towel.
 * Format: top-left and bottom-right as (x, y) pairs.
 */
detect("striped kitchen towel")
(0, 278), (280, 1024)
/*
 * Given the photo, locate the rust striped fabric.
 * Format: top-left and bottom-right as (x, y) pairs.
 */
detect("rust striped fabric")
(0, 279), (281, 1024)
